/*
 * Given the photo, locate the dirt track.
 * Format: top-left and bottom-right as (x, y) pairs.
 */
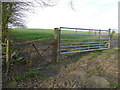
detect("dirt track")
(12, 48), (118, 88)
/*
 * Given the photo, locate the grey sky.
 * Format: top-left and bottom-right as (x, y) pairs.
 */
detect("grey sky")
(24, 0), (118, 30)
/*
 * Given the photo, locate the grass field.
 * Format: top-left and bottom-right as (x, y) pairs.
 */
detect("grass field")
(8, 28), (109, 43)
(8, 28), (109, 53)
(7, 28), (110, 53)
(8, 28), (54, 42)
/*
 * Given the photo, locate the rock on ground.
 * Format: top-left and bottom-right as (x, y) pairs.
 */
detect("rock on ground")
(89, 76), (109, 88)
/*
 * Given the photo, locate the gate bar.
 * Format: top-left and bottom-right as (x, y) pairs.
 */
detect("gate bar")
(60, 41), (107, 45)
(61, 38), (108, 41)
(60, 44), (105, 48)
(60, 46), (105, 51)
(60, 27), (109, 31)
(61, 34), (109, 36)
(60, 48), (109, 54)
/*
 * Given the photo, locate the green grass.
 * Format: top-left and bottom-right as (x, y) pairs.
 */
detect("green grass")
(61, 30), (108, 39)
(8, 28), (109, 43)
(10, 44), (20, 51)
(25, 70), (39, 78)
(8, 28), (54, 42)
(97, 55), (103, 59)
(108, 82), (120, 88)
(7, 28), (111, 55)
(8, 28), (110, 53)
(15, 70), (39, 82)
(16, 76), (22, 81)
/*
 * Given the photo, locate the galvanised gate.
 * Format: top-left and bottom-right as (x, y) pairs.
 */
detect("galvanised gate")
(59, 27), (111, 54)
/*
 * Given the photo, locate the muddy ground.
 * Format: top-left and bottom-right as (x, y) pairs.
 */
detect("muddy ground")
(2, 34), (119, 88)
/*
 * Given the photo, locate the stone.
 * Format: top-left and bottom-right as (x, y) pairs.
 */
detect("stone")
(89, 76), (109, 88)
(11, 51), (18, 59)
(17, 57), (24, 60)
(70, 70), (87, 80)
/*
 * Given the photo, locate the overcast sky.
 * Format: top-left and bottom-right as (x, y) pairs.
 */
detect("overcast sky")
(25, 0), (118, 30)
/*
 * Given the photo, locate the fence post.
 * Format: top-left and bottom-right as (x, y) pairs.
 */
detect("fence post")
(99, 29), (101, 38)
(6, 40), (9, 73)
(99, 29), (101, 48)
(108, 29), (111, 49)
(105, 29), (111, 48)
(95, 31), (96, 35)
(51, 28), (59, 64)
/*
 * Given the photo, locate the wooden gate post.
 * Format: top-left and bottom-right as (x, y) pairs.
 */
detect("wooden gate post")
(51, 28), (59, 64)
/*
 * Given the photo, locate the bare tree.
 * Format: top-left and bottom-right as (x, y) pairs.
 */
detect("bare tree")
(34, 0), (75, 9)
(69, 0), (76, 11)
(2, 0), (75, 42)
(34, 0), (58, 7)
(2, 1), (33, 42)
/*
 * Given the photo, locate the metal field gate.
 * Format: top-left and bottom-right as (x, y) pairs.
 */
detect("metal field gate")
(59, 27), (111, 54)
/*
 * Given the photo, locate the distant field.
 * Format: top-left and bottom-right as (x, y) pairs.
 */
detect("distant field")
(8, 28), (54, 42)
(8, 28), (111, 43)
(8, 28), (90, 42)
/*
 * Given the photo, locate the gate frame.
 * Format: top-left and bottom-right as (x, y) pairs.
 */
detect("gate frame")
(59, 27), (111, 54)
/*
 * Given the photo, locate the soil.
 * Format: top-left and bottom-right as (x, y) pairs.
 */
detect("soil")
(2, 35), (119, 88)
